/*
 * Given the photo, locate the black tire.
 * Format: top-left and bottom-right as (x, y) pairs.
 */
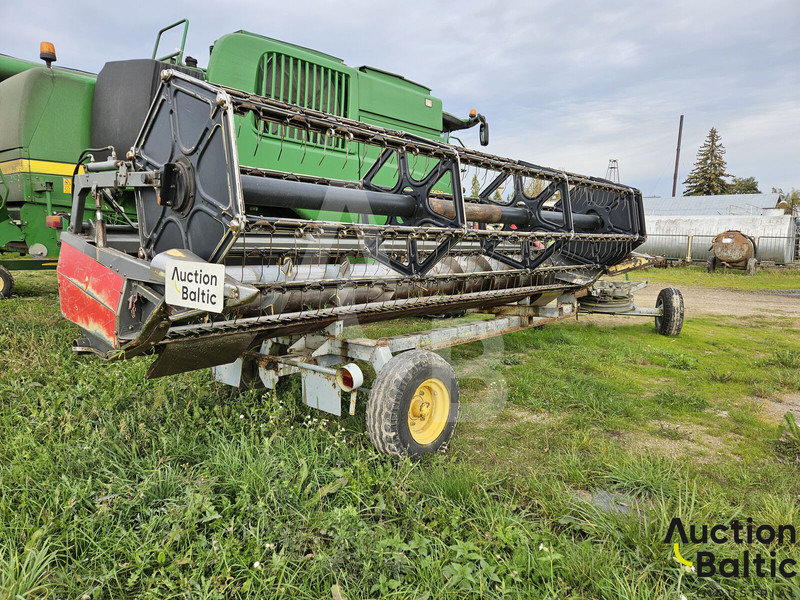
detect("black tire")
(746, 257), (757, 276)
(0, 266), (13, 299)
(706, 256), (716, 273)
(366, 349), (459, 459)
(654, 287), (684, 336)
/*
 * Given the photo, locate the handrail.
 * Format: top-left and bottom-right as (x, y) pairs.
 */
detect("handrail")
(151, 19), (189, 64)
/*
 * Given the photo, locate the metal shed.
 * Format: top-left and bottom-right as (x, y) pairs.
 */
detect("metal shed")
(638, 215), (797, 264)
(642, 193), (787, 217)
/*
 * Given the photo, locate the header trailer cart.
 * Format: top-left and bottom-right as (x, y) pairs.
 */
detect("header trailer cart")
(59, 70), (680, 458)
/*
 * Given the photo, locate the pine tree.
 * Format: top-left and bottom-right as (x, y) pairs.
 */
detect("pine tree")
(470, 174), (480, 198)
(682, 128), (732, 196)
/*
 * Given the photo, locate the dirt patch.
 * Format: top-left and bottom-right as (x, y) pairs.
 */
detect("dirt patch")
(621, 419), (733, 464)
(761, 393), (800, 424)
(580, 282), (800, 327)
(636, 283), (800, 317)
(461, 403), (552, 430)
(501, 406), (554, 425)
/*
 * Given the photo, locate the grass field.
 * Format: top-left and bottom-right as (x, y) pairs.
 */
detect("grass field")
(622, 264), (800, 291)
(1, 269), (799, 599)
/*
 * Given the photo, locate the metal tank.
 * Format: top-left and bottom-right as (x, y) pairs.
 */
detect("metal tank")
(708, 230), (757, 274)
(711, 230), (755, 263)
(637, 215), (796, 264)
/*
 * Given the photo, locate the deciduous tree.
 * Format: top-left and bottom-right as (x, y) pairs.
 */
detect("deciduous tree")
(729, 176), (761, 194)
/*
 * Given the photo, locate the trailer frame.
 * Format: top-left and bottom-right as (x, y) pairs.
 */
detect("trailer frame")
(208, 280), (680, 458)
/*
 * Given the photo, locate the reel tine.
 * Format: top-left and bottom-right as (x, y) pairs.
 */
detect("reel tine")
(342, 132), (353, 170)
(254, 121), (263, 156)
(300, 126), (308, 165)
(358, 140), (368, 177)
(277, 121), (288, 162)
(318, 128), (333, 166)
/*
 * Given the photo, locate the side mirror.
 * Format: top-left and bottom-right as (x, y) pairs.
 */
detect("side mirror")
(479, 122), (489, 146)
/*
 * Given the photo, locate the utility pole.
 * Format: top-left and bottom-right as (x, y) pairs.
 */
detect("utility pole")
(671, 115), (684, 197)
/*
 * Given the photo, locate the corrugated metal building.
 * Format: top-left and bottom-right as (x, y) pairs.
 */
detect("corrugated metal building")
(639, 215), (796, 263)
(642, 193), (787, 217)
(639, 194), (797, 263)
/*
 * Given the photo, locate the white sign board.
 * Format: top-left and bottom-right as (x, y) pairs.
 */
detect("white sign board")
(165, 258), (225, 313)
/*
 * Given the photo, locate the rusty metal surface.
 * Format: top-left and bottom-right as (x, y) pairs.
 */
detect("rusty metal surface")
(711, 230), (755, 264)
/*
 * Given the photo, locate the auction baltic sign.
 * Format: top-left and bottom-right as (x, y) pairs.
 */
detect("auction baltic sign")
(666, 517), (797, 579)
(165, 258), (225, 313)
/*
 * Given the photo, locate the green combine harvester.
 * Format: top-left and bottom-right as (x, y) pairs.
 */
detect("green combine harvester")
(0, 43), (97, 294)
(2, 20), (682, 458)
(0, 20), (486, 296)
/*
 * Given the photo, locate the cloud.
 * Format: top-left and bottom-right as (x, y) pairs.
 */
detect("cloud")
(2, 0), (798, 195)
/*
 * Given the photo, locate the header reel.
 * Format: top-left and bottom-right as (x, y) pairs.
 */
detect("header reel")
(62, 70), (646, 376)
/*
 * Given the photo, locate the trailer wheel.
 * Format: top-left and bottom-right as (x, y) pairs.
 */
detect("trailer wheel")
(366, 349), (459, 459)
(0, 266), (13, 299)
(746, 257), (757, 276)
(654, 287), (684, 336)
(706, 256), (716, 273)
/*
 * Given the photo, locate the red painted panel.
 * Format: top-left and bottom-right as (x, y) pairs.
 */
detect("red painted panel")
(58, 243), (124, 309)
(58, 242), (124, 348)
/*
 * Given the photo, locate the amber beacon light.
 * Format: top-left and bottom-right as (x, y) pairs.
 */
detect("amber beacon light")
(40, 42), (57, 68)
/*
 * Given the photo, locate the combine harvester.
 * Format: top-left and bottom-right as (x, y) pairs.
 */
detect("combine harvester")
(12, 21), (684, 457)
(0, 42), (109, 295)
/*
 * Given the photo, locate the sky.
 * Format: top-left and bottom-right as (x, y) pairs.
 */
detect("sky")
(2, 0), (798, 197)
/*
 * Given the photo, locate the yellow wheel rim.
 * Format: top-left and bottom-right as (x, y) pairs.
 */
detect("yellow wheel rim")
(407, 378), (449, 445)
